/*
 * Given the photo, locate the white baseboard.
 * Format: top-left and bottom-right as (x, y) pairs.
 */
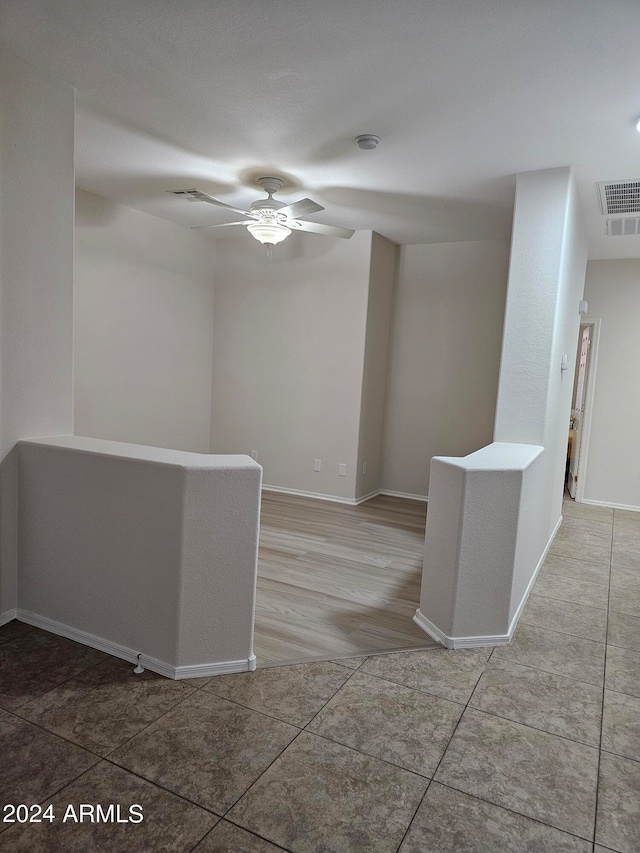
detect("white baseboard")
(580, 498), (640, 513)
(380, 490), (428, 502)
(173, 655), (257, 679)
(506, 513), (562, 635)
(413, 514), (562, 650)
(262, 484), (360, 505)
(16, 610), (255, 680)
(354, 489), (381, 504)
(262, 484), (427, 505)
(0, 609), (18, 627)
(413, 609), (511, 649)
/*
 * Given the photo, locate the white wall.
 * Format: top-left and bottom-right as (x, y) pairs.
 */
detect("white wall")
(542, 174), (590, 532)
(496, 167), (587, 617)
(495, 167), (588, 548)
(356, 233), (398, 499)
(494, 168), (587, 616)
(381, 241), (509, 498)
(581, 260), (640, 509)
(0, 48), (75, 618)
(211, 232), (373, 500)
(416, 167), (588, 647)
(19, 436), (262, 675)
(74, 190), (216, 453)
(416, 443), (544, 646)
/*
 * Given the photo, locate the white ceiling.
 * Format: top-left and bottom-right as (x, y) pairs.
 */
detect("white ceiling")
(2, 0), (640, 257)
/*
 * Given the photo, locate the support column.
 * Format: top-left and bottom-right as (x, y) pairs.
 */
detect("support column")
(416, 167), (587, 646)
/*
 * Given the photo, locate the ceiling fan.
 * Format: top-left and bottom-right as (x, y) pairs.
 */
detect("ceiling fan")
(170, 177), (354, 246)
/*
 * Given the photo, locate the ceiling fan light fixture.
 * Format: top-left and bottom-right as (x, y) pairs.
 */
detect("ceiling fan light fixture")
(175, 183), (352, 243)
(247, 221), (291, 245)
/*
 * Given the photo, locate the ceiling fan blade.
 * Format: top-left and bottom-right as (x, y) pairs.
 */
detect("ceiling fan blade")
(278, 198), (324, 219)
(290, 220), (355, 239)
(170, 189), (252, 217)
(191, 220), (252, 230)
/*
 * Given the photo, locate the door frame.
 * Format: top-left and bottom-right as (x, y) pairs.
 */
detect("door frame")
(573, 317), (600, 503)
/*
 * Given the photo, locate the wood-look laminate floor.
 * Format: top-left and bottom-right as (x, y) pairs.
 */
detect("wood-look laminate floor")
(253, 491), (438, 667)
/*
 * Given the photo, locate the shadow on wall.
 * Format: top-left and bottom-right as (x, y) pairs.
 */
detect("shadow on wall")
(320, 184), (514, 244)
(74, 191), (122, 228)
(0, 447), (19, 615)
(216, 225), (367, 272)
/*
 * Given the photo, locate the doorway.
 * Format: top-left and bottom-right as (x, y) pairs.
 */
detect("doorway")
(566, 319), (600, 501)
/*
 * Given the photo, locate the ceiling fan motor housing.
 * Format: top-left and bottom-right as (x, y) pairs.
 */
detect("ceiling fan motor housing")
(251, 176), (287, 214)
(257, 176), (284, 194)
(250, 198), (285, 214)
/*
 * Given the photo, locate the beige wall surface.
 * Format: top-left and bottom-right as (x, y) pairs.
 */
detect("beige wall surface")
(0, 47), (75, 617)
(356, 233), (398, 499)
(74, 190), (216, 453)
(381, 240), (509, 498)
(582, 259), (640, 509)
(210, 232), (373, 500)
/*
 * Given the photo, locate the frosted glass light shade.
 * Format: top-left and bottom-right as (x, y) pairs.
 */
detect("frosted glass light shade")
(247, 221), (291, 245)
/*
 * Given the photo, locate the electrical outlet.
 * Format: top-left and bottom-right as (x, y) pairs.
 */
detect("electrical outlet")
(250, 450), (258, 461)
(313, 458), (321, 472)
(338, 463), (347, 477)
(362, 462), (368, 475)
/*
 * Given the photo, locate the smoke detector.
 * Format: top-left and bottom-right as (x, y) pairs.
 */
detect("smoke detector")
(356, 134), (380, 150)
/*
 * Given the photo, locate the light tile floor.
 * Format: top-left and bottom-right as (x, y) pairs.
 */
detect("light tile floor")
(0, 499), (638, 851)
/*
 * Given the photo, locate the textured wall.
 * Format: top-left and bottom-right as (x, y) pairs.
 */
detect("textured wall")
(418, 444), (544, 643)
(211, 232), (373, 500)
(0, 48), (75, 618)
(417, 168), (587, 645)
(495, 167), (587, 556)
(381, 240), (509, 498)
(18, 437), (262, 674)
(74, 190), (216, 453)
(582, 259), (640, 509)
(356, 233), (398, 499)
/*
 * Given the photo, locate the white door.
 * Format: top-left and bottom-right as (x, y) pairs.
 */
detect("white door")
(568, 325), (591, 498)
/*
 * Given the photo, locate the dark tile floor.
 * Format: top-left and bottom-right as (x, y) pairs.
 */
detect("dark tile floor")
(0, 500), (638, 851)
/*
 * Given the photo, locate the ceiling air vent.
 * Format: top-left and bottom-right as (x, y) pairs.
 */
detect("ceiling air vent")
(597, 181), (640, 215)
(606, 217), (640, 236)
(167, 189), (203, 201)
